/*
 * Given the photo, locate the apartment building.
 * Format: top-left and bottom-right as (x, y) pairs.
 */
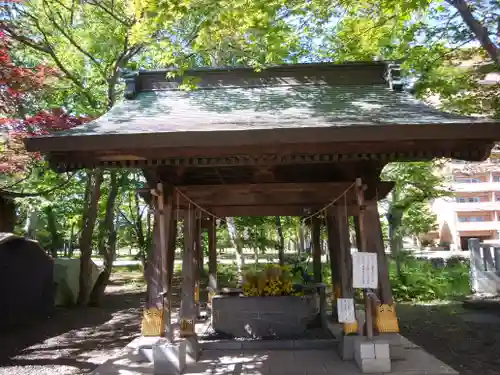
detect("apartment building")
(431, 146), (500, 250)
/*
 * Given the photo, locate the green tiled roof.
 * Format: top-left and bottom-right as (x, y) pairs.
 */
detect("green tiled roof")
(55, 84), (484, 138)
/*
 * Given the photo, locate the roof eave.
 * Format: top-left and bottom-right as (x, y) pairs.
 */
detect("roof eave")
(24, 121), (500, 154)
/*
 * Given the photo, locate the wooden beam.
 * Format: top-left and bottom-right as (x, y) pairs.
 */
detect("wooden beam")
(175, 203), (366, 218)
(176, 182), (393, 207)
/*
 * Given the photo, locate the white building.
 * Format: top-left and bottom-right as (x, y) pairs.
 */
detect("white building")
(431, 146), (500, 250)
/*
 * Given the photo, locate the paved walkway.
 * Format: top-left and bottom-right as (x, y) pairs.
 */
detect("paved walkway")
(92, 343), (458, 375)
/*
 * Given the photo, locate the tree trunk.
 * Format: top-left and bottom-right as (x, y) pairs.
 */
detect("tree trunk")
(388, 206), (404, 281)
(226, 217), (244, 280)
(298, 223), (305, 254)
(446, 0), (500, 63)
(275, 216), (285, 265)
(207, 217), (218, 296)
(77, 169), (103, 306)
(311, 216), (322, 283)
(68, 222), (75, 258)
(90, 171), (120, 306)
(45, 206), (61, 258)
(0, 195), (15, 233)
(24, 210), (38, 240)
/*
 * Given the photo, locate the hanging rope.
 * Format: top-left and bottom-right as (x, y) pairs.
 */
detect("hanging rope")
(301, 182), (356, 223)
(174, 180), (356, 224)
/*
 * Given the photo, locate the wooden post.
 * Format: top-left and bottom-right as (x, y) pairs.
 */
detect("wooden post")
(141, 183), (174, 337)
(364, 201), (399, 334)
(312, 215), (322, 283)
(334, 204), (357, 334)
(207, 217), (218, 303)
(355, 178), (373, 340)
(180, 209), (196, 337)
(194, 214), (202, 318)
(164, 194), (177, 342)
(326, 214), (341, 321)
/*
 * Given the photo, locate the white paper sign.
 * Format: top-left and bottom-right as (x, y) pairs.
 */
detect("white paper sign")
(352, 252), (378, 289)
(337, 298), (356, 323)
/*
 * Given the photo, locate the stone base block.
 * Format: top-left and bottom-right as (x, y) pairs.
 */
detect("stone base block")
(135, 336), (163, 362)
(375, 333), (404, 360)
(185, 336), (200, 364)
(338, 334), (358, 360)
(153, 340), (186, 375)
(354, 338), (391, 374)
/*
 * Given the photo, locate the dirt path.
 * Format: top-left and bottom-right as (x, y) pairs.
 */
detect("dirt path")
(0, 272), (144, 375)
(398, 303), (500, 375)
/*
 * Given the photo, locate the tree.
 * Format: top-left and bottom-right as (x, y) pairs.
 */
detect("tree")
(1, 0), (149, 305)
(445, 0), (499, 64)
(400, 202), (438, 247)
(382, 161), (450, 279)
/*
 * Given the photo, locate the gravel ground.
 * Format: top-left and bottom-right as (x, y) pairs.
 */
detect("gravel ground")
(0, 272), (144, 375)
(398, 302), (500, 375)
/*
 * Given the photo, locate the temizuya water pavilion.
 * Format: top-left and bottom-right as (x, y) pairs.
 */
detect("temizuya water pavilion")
(25, 61), (499, 370)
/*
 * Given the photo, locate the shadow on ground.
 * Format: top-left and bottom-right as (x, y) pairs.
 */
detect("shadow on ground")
(0, 280), (144, 375)
(398, 302), (500, 375)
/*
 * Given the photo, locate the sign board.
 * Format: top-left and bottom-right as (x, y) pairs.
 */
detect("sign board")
(352, 252), (378, 289)
(337, 298), (356, 323)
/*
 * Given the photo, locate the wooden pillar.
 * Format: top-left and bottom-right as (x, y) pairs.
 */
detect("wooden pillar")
(334, 204), (357, 334)
(354, 178), (374, 339)
(180, 209), (196, 337)
(207, 217), (218, 303)
(326, 214), (341, 320)
(164, 214), (177, 342)
(311, 215), (322, 283)
(364, 201), (399, 334)
(194, 216), (202, 317)
(142, 184), (175, 338)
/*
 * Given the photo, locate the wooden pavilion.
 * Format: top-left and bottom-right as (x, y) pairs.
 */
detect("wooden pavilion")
(25, 61), (500, 342)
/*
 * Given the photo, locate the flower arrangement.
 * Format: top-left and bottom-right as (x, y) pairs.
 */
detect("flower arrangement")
(242, 265), (303, 297)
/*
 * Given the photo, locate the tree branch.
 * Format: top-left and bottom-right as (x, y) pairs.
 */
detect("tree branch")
(446, 0), (500, 63)
(42, 0), (106, 77)
(85, 0), (134, 27)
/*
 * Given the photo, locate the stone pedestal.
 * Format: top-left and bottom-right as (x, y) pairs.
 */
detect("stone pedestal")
(135, 336), (163, 362)
(339, 334), (358, 360)
(153, 340), (186, 375)
(354, 338), (391, 374)
(185, 335), (200, 364)
(375, 333), (404, 359)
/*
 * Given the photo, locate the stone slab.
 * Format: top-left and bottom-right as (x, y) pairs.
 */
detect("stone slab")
(242, 339), (295, 350)
(199, 338), (337, 351)
(90, 335), (459, 375)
